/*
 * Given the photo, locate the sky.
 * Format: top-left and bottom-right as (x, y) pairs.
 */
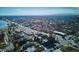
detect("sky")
(0, 7), (79, 16)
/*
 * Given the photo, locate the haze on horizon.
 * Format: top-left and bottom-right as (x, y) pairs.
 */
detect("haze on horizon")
(0, 7), (79, 16)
